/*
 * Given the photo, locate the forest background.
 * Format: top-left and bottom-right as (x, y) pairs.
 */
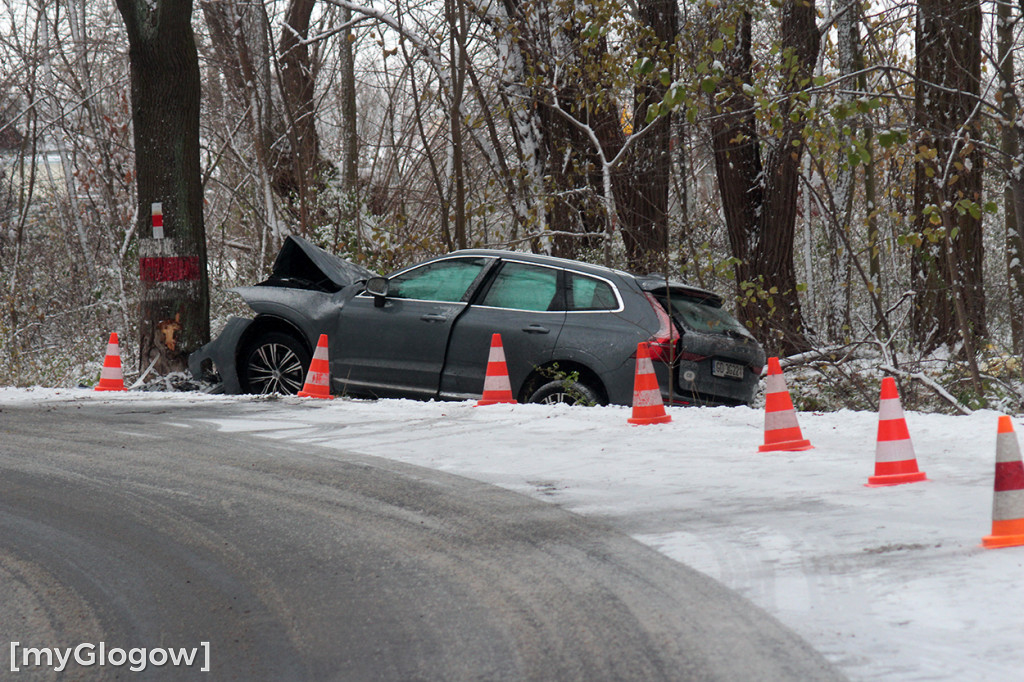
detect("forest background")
(2, 0), (1023, 414)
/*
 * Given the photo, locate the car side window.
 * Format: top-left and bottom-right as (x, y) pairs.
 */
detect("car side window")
(480, 261), (559, 311)
(389, 258), (487, 302)
(567, 272), (617, 311)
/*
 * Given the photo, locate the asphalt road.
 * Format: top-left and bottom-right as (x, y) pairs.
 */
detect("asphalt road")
(0, 399), (846, 681)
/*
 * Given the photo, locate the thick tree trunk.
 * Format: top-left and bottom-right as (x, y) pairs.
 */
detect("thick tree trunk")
(339, 4), (360, 228)
(710, 11), (760, 271)
(912, 0), (985, 354)
(829, 0), (861, 338)
(278, 0), (325, 235)
(447, 0), (468, 249)
(998, 0), (1024, 353)
(535, 4), (619, 260)
(617, 0), (679, 274)
(115, 0), (209, 375)
(708, 4), (818, 355)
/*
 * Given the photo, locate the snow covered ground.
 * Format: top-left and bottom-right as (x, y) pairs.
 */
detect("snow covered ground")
(3, 386), (1023, 681)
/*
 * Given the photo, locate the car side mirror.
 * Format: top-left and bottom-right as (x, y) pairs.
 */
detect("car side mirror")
(365, 276), (389, 307)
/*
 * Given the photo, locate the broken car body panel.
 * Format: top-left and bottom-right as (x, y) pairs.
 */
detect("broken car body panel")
(188, 236), (376, 391)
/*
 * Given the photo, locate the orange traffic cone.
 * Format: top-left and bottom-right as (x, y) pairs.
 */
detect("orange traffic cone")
(866, 377), (926, 486)
(95, 332), (127, 392)
(477, 333), (517, 406)
(759, 357), (811, 451)
(983, 416), (1024, 548)
(297, 333), (334, 399)
(628, 342), (671, 425)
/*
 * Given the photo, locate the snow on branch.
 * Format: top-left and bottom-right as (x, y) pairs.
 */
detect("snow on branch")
(319, 0), (450, 93)
(879, 365), (974, 416)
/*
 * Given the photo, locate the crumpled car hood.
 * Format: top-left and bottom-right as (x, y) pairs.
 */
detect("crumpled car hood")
(258, 235), (377, 293)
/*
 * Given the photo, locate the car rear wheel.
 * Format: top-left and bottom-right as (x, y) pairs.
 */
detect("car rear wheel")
(527, 379), (601, 406)
(239, 331), (311, 395)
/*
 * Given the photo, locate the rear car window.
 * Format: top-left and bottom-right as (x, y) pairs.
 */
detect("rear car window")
(567, 272), (617, 311)
(662, 295), (749, 335)
(481, 262), (558, 311)
(389, 257), (487, 302)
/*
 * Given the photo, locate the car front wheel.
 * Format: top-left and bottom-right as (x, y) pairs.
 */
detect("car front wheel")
(527, 379), (601, 406)
(239, 331), (311, 395)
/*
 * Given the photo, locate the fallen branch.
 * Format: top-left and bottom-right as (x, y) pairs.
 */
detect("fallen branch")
(778, 343), (868, 369)
(880, 364), (973, 416)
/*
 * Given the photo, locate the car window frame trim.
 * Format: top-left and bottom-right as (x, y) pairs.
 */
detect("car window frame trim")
(562, 268), (625, 314)
(471, 258), (565, 314)
(469, 258), (624, 314)
(354, 254), (624, 313)
(354, 255), (497, 305)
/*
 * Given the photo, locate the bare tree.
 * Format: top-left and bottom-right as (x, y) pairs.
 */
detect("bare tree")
(278, 0), (330, 234)
(911, 0), (985, 364)
(338, 2), (360, 223)
(997, 0), (1024, 353)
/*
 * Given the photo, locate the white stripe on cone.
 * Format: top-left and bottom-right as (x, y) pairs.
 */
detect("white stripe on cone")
(878, 396), (904, 421)
(483, 373), (510, 392)
(764, 372), (787, 394)
(488, 343), (507, 364)
(306, 370), (329, 386)
(765, 410), (799, 432)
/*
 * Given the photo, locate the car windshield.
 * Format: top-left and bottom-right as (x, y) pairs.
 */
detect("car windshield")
(660, 295), (750, 336)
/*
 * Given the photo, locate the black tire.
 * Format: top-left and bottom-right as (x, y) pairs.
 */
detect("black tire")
(527, 379), (601, 406)
(239, 331), (311, 395)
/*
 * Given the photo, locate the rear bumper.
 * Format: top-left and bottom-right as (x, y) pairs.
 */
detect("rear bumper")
(673, 358), (759, 406)
(604, 356), (758, 408)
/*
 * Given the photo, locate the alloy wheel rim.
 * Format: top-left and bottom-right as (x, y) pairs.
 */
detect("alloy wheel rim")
(540, 391), (575, 405)
(247, 343), (305, 394)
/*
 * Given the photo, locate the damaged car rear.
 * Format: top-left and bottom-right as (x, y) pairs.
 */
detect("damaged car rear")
(190, 236), (766, 406)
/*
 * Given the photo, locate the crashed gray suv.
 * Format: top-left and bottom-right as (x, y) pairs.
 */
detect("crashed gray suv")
(190, 236), (766, 406)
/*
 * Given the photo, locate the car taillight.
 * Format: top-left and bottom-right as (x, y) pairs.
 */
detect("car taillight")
(643, 292), (680, 363)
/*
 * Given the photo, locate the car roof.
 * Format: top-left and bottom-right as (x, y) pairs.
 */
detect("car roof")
(443, 249), (628, 278)
(440, 249), (721, 303)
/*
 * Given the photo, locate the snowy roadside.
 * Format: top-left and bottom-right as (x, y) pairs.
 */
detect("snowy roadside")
(3, 387), (1022, 681)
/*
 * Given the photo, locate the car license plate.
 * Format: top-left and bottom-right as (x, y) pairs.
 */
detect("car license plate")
(712, 360), (744, 380)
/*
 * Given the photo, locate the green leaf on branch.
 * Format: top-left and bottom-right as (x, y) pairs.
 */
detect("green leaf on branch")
(632, 57), (654, 75)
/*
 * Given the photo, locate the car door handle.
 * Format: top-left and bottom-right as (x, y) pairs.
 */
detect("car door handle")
(522, 325), (550, 334)
(420, 313), (447, 322)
